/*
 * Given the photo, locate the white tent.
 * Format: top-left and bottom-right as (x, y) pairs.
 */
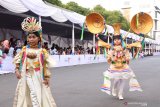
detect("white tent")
(0, 0), (160, 46)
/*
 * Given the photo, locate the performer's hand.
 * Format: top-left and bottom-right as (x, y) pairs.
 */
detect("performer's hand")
(107, 58), (111, 64)
(126, 58), (130, 64)
(15, 70), (21, 79)
(125, 58), (129, 61)
(43, 79), (49, 87)
(114, 57), (118, 61)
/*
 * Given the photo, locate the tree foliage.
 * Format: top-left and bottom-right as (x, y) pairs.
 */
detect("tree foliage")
(92, 5), (129, 31)
(45, 1), (130, 30)
(64, 2), (90, 16)
(45, 0), (63, 7)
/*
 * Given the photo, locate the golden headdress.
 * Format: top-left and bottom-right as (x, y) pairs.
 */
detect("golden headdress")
(112, 23), (121, 36)
(112, 23), (122, 41)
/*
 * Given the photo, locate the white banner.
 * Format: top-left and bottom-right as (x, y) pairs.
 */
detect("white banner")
(51, 55), (107, 67)
(0, 55), (107, 74)
(0, 56), (15, 74)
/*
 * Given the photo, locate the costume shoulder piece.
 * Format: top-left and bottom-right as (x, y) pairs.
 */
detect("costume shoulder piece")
(42, 48), (48, 55)
(22, 46), (26, 51)
(42, 48), (48, 53)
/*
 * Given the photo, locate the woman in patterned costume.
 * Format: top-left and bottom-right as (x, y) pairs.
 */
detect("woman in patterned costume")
(101, 23), (142, 100)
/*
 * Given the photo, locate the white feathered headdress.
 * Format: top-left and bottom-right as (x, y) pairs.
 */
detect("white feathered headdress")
(21, 17), (42, 33)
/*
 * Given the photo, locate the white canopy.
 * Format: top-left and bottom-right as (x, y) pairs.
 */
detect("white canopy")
(0, 0), (160, 44)
(20, 0), (58, 16)
(0, 0), (28, 13)
(0, 0), (85, 23)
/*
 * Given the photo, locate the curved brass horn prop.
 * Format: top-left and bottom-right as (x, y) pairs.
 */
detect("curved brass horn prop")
(85, 12), (105, 34)
(126, 41), (142, 49)
(98, 39), (111, 49)
(130, 12), (153, 35)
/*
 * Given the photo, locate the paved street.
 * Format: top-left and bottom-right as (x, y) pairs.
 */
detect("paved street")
(0, 56), (160, 107)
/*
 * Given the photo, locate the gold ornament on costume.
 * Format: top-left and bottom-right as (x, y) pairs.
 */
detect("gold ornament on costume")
(112, 46), (125, 68)
(21, 17), (42, 33)
(112, 23), (121, 35)
(85, 12), (105, 34)
(27, 52), (37, 59)
(130, 12), (153, 35)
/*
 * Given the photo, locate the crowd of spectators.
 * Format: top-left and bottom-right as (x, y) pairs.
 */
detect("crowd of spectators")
(0, 38), (95, 57)
(49, 43), (94, 55)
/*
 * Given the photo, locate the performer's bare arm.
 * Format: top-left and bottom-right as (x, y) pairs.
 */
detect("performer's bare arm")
(125, 49), (130, 64)
(15, 63), (21, 79)
(107, 50), (112, 64)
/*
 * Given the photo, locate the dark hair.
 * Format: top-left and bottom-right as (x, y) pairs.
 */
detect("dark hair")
(28, 31), (40, 37)
(113, 35), (121, 40)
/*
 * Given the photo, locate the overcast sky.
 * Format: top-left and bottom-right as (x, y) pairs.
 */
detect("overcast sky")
(60, 0), (156, 11)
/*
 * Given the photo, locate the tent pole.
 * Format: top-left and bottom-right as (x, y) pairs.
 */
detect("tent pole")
(93, 34), (95, 54)
(39, 16), (43, 47)
(59, 37), (61, 47)
(39, 16), (41, 26)
(108, 34), (110, 44)
(145, 42), (146, 54)
(132, 39), (134, 58)
(149, 43), (150, 55)
(72, 23), (75, 54)
(108, 34), (110, 51)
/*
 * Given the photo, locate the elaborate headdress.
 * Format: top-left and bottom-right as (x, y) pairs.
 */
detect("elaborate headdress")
(112, 23), (121, 40)
(112, 23), (126, 48)
(21, 17), (42, 37)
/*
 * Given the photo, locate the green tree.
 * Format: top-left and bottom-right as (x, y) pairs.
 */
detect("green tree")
(64, 2), (90, 15)
(44, 1), (129, 31)
(92, 5), (129, 31)
(105, 11), (129, 31)
(45, 0), (63, 7)
(92, 5), (111, 19)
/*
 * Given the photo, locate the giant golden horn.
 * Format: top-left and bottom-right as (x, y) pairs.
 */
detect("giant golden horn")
(85, 12), (105, 34)
(126, 41), (142, 49)
(98, 39), (111, 49)
(130, 12), (153, 35)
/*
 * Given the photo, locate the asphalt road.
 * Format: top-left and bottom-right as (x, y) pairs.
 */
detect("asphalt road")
(0, 56), (160, 107)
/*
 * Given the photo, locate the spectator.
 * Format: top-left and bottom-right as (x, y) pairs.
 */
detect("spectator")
(43, 42), (49, 51)
(2, 40), (10, 54)
(50, 43), (58, 55)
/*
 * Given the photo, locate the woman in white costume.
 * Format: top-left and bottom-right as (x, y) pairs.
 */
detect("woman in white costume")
(13, 17), (56, 107)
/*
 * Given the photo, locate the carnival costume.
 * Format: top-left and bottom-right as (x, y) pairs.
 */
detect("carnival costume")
(13, 17), (56, 107)
(101, 23), (142, 100)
